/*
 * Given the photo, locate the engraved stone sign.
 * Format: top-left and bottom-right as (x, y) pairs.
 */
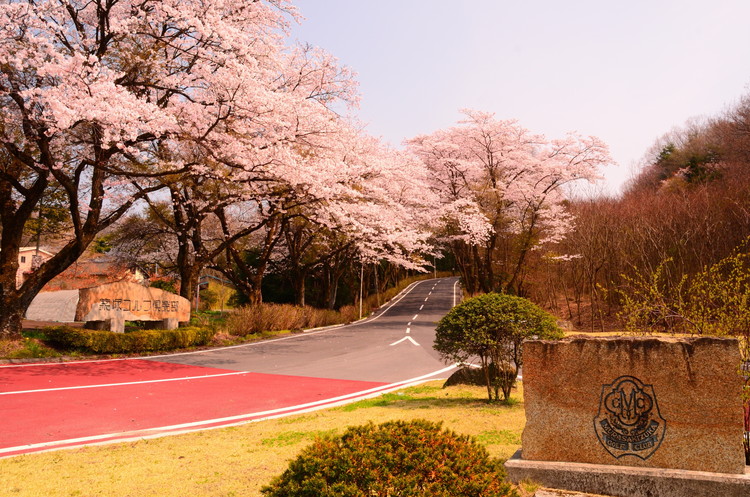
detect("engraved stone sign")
(594, 375), (666, 460)
(75, 281), (190, 332)
(518, 336), (745, 474)
(505, 336), (750, 496)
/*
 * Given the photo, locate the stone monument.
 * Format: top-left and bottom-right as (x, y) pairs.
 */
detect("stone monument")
(505, 335), (750, 497)
(75, 281), (190, 332)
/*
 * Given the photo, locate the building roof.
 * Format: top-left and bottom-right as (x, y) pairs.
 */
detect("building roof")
(18, 247), (55, 257)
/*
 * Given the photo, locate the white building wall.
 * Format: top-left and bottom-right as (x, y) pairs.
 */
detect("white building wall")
(16, 247), (52, 288)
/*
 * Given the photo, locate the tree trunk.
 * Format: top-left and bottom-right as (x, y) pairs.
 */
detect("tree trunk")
(482, 232), (496, 292)
(450, 241), (472, 295)
(176, 239), (201, 304)
(0, 254), (44, 337)
(293, 271), (306, 307)
(327, 281), (338, 309)
(506, 213), (538, 294)
(179, 265), (200, 307)
(0, 238), (94, 337)
(248, 282), (263, 305)
(0, 297), (26, 338)
(474, 244), (492, 294)
(323, 266), (342, 309)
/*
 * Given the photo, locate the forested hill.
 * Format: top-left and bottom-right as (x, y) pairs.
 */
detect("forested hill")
(548, 94), (750, 331)
(626, 95), (750, 195)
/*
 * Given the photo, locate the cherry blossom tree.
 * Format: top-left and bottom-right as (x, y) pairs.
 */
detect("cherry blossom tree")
(218, 127), (437, 307)
(407, 110), (611, 295)
(276, 215), (354, 307)
(0, 0), (358, 336)
(273, 142), (437, 307)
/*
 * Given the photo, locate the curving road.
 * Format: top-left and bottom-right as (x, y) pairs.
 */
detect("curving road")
(0, 277), (460, 458)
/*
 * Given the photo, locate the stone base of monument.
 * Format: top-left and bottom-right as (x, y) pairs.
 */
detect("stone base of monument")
(505, 450), (750, 497)
(84, 318), (124, 333)
(143, 318), (179, 330)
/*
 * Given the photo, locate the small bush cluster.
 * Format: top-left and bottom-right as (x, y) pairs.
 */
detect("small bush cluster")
(224, 304), (358, 337)
(261, 419), (518, 497)
(44, 326), (215, 354)
(435, 293), (562, 401)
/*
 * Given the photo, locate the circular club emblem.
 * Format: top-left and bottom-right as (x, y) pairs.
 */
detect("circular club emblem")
(594, 375), (666, 460)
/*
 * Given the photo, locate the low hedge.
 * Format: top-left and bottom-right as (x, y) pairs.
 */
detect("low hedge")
(43, 326), (216, 354)
(262, 419), (518, 497)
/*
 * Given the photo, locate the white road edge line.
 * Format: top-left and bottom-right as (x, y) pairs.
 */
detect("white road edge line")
(0, 371), (249, 396)
(0, 364), (459, 457)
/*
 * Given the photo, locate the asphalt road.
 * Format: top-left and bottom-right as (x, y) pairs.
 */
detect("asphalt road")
(0, 277), (460, 457)
(151, 276), (460, 382)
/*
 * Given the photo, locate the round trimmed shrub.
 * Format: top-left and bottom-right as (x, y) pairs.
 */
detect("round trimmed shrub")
(435, 293), (563, 401)
(261, 419), (518, 497)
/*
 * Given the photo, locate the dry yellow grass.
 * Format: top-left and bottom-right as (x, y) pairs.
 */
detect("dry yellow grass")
(0, 381), (525, 497)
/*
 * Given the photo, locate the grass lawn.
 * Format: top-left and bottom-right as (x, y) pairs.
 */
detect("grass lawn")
(0, 381), (528, 497)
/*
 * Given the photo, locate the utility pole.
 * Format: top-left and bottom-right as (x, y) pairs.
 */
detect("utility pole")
(358, 262), (364, 320)
(374, 262), (380, 307)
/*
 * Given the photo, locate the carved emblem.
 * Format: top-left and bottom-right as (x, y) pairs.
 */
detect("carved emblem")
(594, 375), (666, 460)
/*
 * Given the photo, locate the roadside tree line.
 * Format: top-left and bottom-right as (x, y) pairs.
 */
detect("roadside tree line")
(0, 0), (611, 337)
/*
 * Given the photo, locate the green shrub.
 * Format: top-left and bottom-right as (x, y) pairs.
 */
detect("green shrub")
(435, 293), (562, 402)
(198, 288), (218, 311)
(44, 326), (215, 354)
(261, 420), (518, 497)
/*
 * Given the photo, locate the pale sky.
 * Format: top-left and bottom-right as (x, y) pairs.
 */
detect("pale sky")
(289, 1), (750, 194)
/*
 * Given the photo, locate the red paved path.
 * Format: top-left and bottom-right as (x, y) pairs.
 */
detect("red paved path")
(0, 359), (388, 457)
